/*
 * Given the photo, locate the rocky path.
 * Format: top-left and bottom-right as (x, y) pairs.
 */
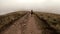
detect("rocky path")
(0, 12), (30, 34)
(23, 14), (42, 34)
(0, 12), (57, 34)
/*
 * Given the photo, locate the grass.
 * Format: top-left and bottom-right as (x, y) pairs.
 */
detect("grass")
(0, 11), (27, 30)
(0, 11), (60, 34)
(34, 12), (60, 34)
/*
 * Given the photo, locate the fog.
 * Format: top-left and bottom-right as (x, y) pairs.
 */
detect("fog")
(0, 0), (60, 15)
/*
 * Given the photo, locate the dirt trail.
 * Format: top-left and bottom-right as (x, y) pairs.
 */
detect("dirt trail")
(0, 12), (30, 34)
(0, 12), (56, 34)
(22, 14), (41, 34)
(0, 12), (41, 34)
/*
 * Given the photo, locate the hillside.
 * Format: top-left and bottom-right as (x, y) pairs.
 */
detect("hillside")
(0, 11), (60, 34)
(34, 12), (60, 34)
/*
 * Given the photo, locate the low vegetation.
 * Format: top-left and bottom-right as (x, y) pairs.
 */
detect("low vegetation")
(0, 11), (60, 34)
(0, 11), (27, 30)
(34, 12), (60, 34)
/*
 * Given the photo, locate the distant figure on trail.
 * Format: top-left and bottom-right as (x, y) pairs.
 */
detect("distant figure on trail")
(31, 10), (33, 14)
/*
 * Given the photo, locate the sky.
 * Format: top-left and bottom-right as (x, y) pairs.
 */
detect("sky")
(0, 0), (60, 15)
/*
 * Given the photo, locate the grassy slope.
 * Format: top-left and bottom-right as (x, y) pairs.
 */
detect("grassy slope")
(0, 11), (28, 29)
(0, 11), (60, 34)
(34, 12), (60, 34)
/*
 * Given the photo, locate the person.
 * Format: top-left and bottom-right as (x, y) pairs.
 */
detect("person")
(31, 10), (33, 14)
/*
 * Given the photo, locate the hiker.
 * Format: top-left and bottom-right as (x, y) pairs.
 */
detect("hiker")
(31, 10), (33, 14)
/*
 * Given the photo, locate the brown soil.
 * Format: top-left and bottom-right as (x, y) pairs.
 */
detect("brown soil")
(0, 12), (58, 34)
